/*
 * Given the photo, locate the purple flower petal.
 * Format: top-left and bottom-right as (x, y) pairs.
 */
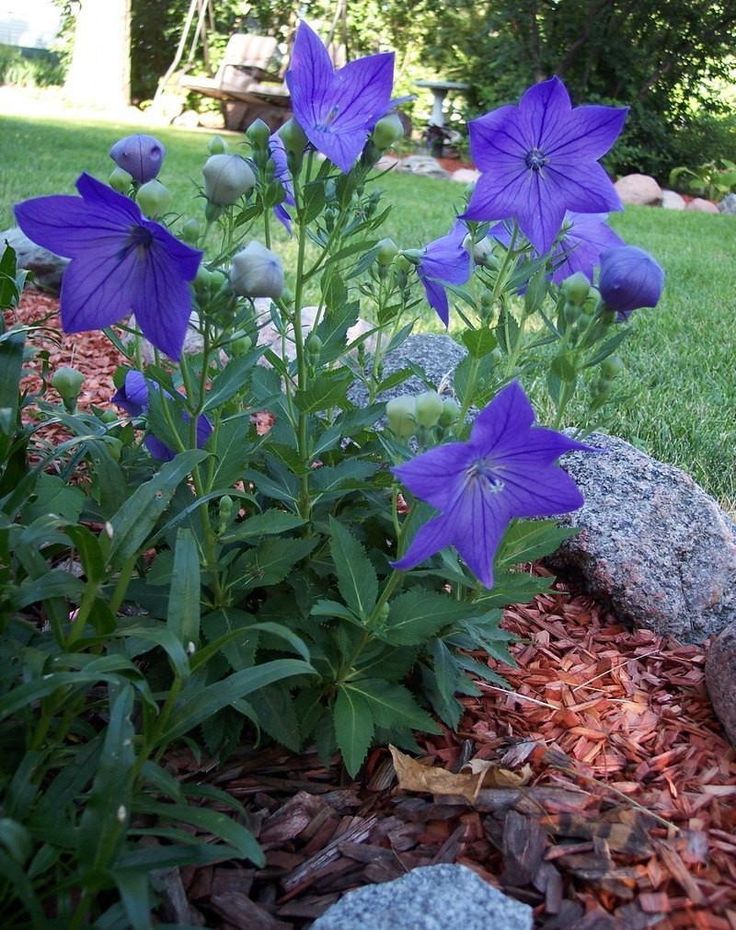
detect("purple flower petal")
(548, 105), (630, 161)
(551, 212), (624, 283)
(517, 77), (572, 151)
(416, 220), (472, 324)
(393, 441), (474, 509)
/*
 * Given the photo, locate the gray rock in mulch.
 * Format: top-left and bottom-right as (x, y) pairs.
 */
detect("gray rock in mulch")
(705, 622), (736, 747)
(718, 193), (736, 215)
(347, 333), (467, 408)
(397, 155), (451, 179)
(550, 433), (736, 643)
(311, 863), (532, 930)
(1, 225), (68, 293)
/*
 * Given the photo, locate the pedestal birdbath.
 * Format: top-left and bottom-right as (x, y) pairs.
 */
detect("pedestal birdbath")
(415, 79), (470, 156)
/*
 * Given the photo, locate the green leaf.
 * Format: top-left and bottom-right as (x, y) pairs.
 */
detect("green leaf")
(162, 659), (315, 743)
(202, 351), (262, 411)
(21, 473), (86, 524)
(64, 524), (106, 583)
(383, 588), (475, 645)
(334, 685), (374, 776)
(249, 685), (301, 753)
(311, 599), (362, 625)
(0, 850), (44, 927)
(113, 868), (153, 930)
(115, 842), (238, 871)
(462, 328), (497, 358)
(0, 817), (32, 864)
(311, 460), (376, 499)
(0, 330), (24, 426)
(108, 450), (208, 567)
(496, 519), (578, 568)
(15, 569), (84, 609)
(328, 517), (378, 619)
(132, 800), (263, 866)
(220, 508), (304, 542)
(295, 368), (354, 413)
(345, 679), (440, 733)
(233, 536), (317, 589)
(495, 307), (520, 354)
(120, 623), (190, 680)
(167, 528), (201, 646)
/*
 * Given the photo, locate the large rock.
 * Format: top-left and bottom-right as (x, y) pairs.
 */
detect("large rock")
(686, 197), (719, 214)
(661, 189), (686, 210)
(614, 174), (663, 206)
(348, 333), (467, 408)
(1, 226), (68, 293)
(397, 155), (451, 179)
(705, 622), (736, 746)
(718, 193), (736, 215)
(451, 167), (481, 184)
(312, 864), (532, 930)
(550, 433), (736, 643)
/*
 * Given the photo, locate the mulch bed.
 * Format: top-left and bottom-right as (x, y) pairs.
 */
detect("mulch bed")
(8, 291), (736, 930)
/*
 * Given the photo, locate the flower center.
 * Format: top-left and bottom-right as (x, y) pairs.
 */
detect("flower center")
(467, 458), (505, 494)
(125, 224), (153, 256)
(525, 147), (548, 172)
(315, 105), (341, 132)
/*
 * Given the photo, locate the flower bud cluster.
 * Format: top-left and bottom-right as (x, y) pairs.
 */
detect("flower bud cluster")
(386, 391), (460, 440)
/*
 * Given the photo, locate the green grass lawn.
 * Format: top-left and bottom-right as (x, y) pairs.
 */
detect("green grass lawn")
(2, 112), (735, 507)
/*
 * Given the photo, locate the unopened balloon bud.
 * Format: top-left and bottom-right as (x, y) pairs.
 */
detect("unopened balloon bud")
(376, 238), (399, 266)
(305, 332), (322, 364)
(371, 112), (404, 150)
(207, 134), (227, 155)
(438, 397), (461, 426)
(230, 242), (285, 299)
(203, 154), (256, 205)
(218, 494), (235, 533)
(414, 390), (444, 428)
(180, 218), (202, 245)
(109, 166), (133, 193)
(561, 272), (591, 306)
(467, 235), (494, 266)
(278, 119), (307, 173)
(109, 134), (166, 183)
(601, 355), (624, 379)
(52, 366), (84, 412)
(230, 335), (252, 357)
(386, 395), (416, 439)
(136, 179), (172, 217)
(245, 118), (270, 150)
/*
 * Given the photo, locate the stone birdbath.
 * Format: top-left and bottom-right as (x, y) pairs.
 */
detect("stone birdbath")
(415, 78), (470, 156)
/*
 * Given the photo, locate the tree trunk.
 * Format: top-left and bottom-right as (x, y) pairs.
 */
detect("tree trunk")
(65, 0), (131, 109)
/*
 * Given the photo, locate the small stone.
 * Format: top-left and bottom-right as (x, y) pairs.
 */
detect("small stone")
(374, 155), (401, 171)
(397, 155), (451, 179)
(1, 225), (69, 293)
(451, 167), (481, 184)
(312, 864), (532, 930)
(549, 433), (736, 643)
(718, 193), (736, 215)
(661, 189), (686, 210)
(706, 622), (736, 746)
(686, 197), (719, 214)
(614, 173), (663, 206)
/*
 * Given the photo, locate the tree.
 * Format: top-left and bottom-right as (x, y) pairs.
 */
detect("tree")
(65, 0), (131, 108)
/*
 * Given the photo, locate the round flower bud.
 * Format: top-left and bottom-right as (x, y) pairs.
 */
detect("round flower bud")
(245, 118), (270, 149)
(598, 246), (664, 319)
(135, 179), (172, 217)
(560, 271), (591, 306)
(386, 395), (417, 440)
(208, 135), (227, 155)
(109, 134), (166, 184)
(218, 494), (235, 532)
(376, 238), (399, 266)
(601, 355), (625, 379)
(52, 366), (84, 399)
(439, 397), (461, 426)
(414, 390), (444, 428)
(203, 154), (256, 205)
(230, 242), (285, 300)
(180, 218), (202, 245)
(306, 332), (322, 364)
(277, 118), (307, 171)
(230, 335), (252, 357)
(108, 166), (133, 193)
(371, 112), (404, 150)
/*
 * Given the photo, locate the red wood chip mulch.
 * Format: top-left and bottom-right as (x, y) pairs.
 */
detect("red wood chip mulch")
(8, 292), (736, 930)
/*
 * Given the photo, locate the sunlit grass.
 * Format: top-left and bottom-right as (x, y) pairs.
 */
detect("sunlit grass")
(1, 112), (735, 503)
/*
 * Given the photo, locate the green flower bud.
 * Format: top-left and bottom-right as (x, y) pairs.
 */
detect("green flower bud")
(52, 366), (84, 411)
(135, 179), (172, 217)
(105, 436), (123, 461)
(230, 242), (285, 299)
(98, 408), (118, 423)
(414, 390), (444, 428)
(601, 355), (625, 379)
(306, 332), (322, 363)
(180, 218), (202, 245)
(245, 118), (270, 149)
(371, 112), (404, 150)
(278, 118), (307, 173)
(208, 134), (227, 155)
(386, 395), (416, 439)
(218, 494), (235, 533)
(376, 237), (399, 266)
(439, 397), (461, 426)
(203, 154), (255, 205)
(109, 165), (133, 193)
(561, 272), (591, 306)
(230, 335), (253, 357)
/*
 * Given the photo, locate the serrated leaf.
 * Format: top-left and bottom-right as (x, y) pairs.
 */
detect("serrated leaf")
(233, 536), (317, 589)
(21, 473), (85, 524)
(334, 686), (374, 776)
(496, 519), (578, 568)
(345, 679), (440, 734)
(495, 307), (520, 353)
(384, 589), (476, 645)
(221, 508), (304, 542)
(202, 351), (262, 411)
(249, 685), (301, 752)
(328, 517), (378, 618)
(462, 328), (497, 358)
(311, 460), (376, 499)
(311, 599), (362, 625)
(295, 368), (354, 413)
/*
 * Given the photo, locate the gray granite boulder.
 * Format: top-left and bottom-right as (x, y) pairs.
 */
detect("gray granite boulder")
(1, 226), (68, 293)
(550, 433), (736, 643)
(705, 622), (736, 747)
(348, 333), (467, 408)
(397, 155), (451, 180)
(718, 193), (736, 215)
(311, 863), (532, 930)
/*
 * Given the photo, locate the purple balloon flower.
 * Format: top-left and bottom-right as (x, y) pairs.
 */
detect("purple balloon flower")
(269, 132), (295, 233)
(392, 381), (592, 587)
(112, 369), (212, 461)
(598, 245), (665, 319)
(462, 77), (627, 254)
(550, 212), (624, 284)
(417, 220), (472, 326)
(14, 173), (202, 360)
(285, 20), (394, 173)
(109, 134), (166, 184)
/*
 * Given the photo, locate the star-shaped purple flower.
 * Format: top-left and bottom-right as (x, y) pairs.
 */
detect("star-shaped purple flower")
(462, 77), (628, 254)
(392, 381), (592, 587)
(417, 220), (472, 326)
(14, 173), (202, 360)
(285, 20), (394, 173)
(112, 369), (212, 461)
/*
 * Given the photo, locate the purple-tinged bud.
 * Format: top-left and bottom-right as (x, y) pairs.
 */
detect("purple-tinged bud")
(135, 179), (172, 218)
(230, 242), (284, 299)
(109, 134), (166, 184)
(371, 112), (404, 150)
(203, 154), (256, 205)
(598, 246), (664, 319)
(109, 166), (133, 193)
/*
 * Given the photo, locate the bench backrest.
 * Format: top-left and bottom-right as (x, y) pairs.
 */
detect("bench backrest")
(215, 33), (280, 85)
